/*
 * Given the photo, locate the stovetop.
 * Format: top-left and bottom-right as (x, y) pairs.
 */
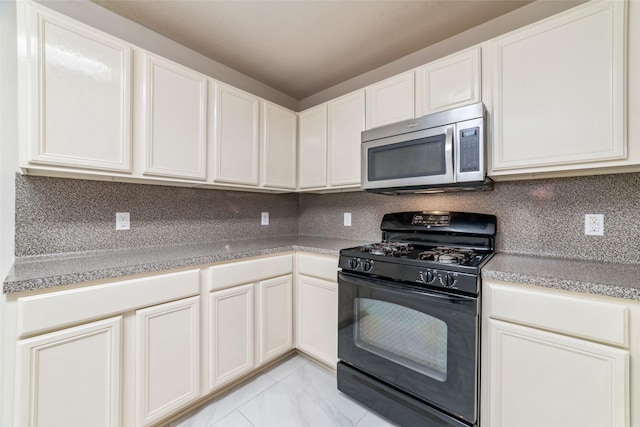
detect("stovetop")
(338, 211), (497, 295)
(353, 242), (489, 268)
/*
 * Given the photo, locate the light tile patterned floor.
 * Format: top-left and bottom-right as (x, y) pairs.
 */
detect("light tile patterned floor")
(170, 354), (398, 427)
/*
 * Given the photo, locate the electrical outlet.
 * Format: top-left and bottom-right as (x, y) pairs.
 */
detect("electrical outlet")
(584, 214), (604, 236)
(116, 212), (130, 230)
(261, 212), (269, 225)
(344, 213), (352, 227)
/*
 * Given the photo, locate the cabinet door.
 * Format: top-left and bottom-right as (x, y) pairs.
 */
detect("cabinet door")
(416, 47), (480, 117)
(488, 319), (629, 427)
(208, 284), (254, 390)
(489, 1), (626, 174)
(261, 101), (297, 189)
(256, 275), (293, 365)
(15, 317), (122, 427)
(135, 296), (200, 426)
(298, 104), (328, 189)
(20, 2), (132, 172)
(142, 54), (207, 181)
(328, 90), (365, 187)
(296, 274), (338, 367)
(214, 83), (260, 185)
(366, 70), (415, 129)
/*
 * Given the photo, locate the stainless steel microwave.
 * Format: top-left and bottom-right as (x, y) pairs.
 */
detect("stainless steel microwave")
(361, 103), (492, 194)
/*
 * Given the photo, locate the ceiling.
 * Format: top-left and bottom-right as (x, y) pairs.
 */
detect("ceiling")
(91, 0), (534, 100)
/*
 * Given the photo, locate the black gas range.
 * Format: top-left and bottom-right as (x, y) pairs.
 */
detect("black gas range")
(338, 211), (496, 295)
(337, 211), (497, 427)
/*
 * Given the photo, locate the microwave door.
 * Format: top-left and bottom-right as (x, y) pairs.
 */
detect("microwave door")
(361, 125), (454, 190)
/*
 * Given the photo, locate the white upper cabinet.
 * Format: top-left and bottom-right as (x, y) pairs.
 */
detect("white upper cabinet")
(298, 90), (364, 191)
(366, 71), (415, 129)
(261, 101), (297, 189)
(328, 90), (366, 187)
(298, 104), (328, 189)
(487, 1), (628, 176)
(415, 47), (481, 117)
(19, 1), (132, 173)
(141, 53), (208, 181)
(213, 82), (260, 186)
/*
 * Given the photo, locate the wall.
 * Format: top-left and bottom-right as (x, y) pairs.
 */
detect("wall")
(1, 0), (17, 286)
(15, 175), (298, 256)
(299, 172), (640, 264)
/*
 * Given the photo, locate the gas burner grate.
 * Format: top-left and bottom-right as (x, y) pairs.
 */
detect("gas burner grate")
(417, 246), (478, 265)
(357, 242), (413, 257)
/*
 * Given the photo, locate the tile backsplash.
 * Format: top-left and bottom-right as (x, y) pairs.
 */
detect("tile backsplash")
(299, 172), (640, 264)
(15, 172), (640, 264)
(15, 175), (298, 256)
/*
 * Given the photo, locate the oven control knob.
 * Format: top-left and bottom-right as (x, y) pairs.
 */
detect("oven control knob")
(362, 260), (373, 272)
(420, 270), (435, 283)
(441, 273), (456, 288)
(348, 258), (359, 269)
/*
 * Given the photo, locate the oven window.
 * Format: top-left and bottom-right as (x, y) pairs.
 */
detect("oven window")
(368, 135), (446, 181)
(354, 298), (448, 381)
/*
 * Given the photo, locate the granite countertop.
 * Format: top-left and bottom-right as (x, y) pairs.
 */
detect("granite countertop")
(7, 239), (640, 301)
(3, 236), (370, 294)
(483, 253), (640, 301)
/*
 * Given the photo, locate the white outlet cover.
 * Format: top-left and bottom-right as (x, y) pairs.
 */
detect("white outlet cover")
(344, 213), (352, 227)
(261, 212), (269, 225)
(116, 212), (130, 230)
(584, 214), (604, 236)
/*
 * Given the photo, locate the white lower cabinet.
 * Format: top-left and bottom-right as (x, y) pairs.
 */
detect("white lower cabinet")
(15, 317), (123, 427)
(488, 319), (628, 427)
(208, 283), (255, 390)
(205, 254), (294, 392)
(295, 253), (339, 368)
(256, 274), (294, 364)
(482, 280), (632, 427)
(135, 296), (201, 426)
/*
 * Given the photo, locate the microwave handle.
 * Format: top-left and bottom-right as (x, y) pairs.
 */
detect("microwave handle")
(444, 125), (455, 183)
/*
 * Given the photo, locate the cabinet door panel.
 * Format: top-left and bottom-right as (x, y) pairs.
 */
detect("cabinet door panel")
(489, 319), (629, 427)
(490, 1), (626, 172)
(214, 83), (260, 185)
(416, 47), (480, 116)
(143, 54), (207, 180)
(328, 90), (365, 187)
(15, 317), (122, 427)
(136, 296), (200, 426)
(366, 71), (415, 129)
(209, 284), (254, 390)
(296, 275), (338, 367)
(21, 2), (132, 172)
(256, 275), (293, 364)
(298, 104), (328, 189)
(262, 102), (297, 189)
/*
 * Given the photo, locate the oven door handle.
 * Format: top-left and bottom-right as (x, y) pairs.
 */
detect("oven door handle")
(338, 271), (475, 303)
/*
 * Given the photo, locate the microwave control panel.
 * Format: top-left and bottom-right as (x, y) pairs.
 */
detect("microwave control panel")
(459, 127), (480, 172)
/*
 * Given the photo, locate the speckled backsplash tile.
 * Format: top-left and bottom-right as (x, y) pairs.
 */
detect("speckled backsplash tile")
(15, 175), (298, 256)
(16, 172), (640, 263)
(299, 172), (640, 264)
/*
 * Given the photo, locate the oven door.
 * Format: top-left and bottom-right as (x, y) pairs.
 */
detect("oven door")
(338, 271), (478, 424)
(361, 124), (454, 190)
